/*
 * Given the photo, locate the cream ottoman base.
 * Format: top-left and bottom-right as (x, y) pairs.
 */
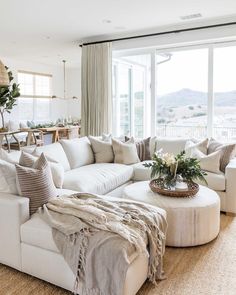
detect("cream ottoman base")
(123, 182), (220, 247)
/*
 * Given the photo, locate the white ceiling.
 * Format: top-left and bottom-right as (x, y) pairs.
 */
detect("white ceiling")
(0, 0), (236, 67)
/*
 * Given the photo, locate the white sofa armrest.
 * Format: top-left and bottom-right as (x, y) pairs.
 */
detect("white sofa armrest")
(0, 193), (29, 270)
(225, 158), (236, 214)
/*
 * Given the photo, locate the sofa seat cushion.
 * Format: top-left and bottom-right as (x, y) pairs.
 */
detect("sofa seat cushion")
(63, 163), (134, 195)
(132, 161), (225, 191)
(20, 189), (78, 253)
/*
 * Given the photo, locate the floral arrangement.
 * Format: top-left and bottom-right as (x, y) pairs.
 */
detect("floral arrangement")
(143, 150), (207, 189)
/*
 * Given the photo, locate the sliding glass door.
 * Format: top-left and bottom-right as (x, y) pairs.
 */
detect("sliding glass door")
(112, 55), (150, 138)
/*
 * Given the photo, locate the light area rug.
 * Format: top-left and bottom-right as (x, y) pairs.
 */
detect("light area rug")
(0, 214), (235, 295)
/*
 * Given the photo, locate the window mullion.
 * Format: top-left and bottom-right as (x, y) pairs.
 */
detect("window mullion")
(207, 46), (214, 138)
(150, 50), (156, 137)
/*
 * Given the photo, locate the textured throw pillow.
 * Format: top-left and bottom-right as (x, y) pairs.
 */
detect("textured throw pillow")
(112, 138), (140, 165)
(89, 136), (114, 163)
(185, 138), (209, 157)
(208, 138), (236, 172)
(191, 147), (221, 174)
(16, 153), (57, 215)
(125, 136), (151, 161)
(20, 151), (64, 188)
(0, 159), (18, 194)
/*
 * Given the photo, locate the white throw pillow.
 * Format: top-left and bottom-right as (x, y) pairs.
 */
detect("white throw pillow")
(191, 147), (221, 174)
(112, 138), (140, 165)
(89, 136), (114, 163)
(0, 148), (21, 163)
(0, 159), (18, 194)
(59, 137), (94, 169)
(22, 151), (64, 188)
(185, 138), (209, 157)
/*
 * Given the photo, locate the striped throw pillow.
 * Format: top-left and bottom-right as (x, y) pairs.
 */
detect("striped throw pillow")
(16, 153), (57, 215)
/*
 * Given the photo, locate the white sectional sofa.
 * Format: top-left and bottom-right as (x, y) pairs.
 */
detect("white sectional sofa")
(0, 136), (236, 294)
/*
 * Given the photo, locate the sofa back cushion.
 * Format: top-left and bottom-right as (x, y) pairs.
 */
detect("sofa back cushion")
(34, 142), (70, 171)
(151, 137), (189, 156)
(60, 137), (94, 169)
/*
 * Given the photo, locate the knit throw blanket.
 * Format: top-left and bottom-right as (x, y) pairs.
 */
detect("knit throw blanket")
(38, 193), (167, 295)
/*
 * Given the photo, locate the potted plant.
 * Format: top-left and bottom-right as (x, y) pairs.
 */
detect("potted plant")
(0, 67), (20, 132)
(144, 150), (207, 196)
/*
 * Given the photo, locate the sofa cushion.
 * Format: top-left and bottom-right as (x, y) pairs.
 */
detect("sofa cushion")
(63, 163), (134, 195)
(16, 154), (58, 215)
(112, 138), (140, 165)
(132, 161), (152, 181)
(89, 136), (114, 163)
(132, 161), (225, 191)
(60, 137), (94, 169)
(34, 143), (70, 171)
(20, 152), (64, 189)
(153, 138), (188, 156)
(197, 172), (225, 191)
(20, 189), (78, 253)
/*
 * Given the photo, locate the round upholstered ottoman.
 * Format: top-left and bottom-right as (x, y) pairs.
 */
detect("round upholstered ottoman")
(123, 181), (220, 247)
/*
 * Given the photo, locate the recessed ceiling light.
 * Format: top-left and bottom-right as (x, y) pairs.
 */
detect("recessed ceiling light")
(46, 36), (51, 39)
(180, 13), (202, 20)
(102, 19), (112, 24)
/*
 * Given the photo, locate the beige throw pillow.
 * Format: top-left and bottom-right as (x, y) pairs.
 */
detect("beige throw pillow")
(112, 138), (140, 165)
(16, 153), (57, 215)
(89, 136), (114, 163)
(20, 151), (64, 188)
(125, 136), (151, 161)
(185, 138), (209, 157)
(191, 148), (221, 174)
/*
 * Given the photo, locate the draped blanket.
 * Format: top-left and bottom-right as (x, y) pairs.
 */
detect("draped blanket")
(38, 193), (167, 295)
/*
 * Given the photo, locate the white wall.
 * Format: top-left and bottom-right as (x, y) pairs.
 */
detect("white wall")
(0, 57), (81, 125)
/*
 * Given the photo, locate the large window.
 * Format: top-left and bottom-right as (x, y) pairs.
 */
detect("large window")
(113, 42), (236, 142)
(213, 46), (236, 141)
(18, 71), (52, 122)
(156, 48), (208, 138)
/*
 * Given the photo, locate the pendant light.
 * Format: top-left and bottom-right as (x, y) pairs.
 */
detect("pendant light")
(52, 60), (79, 100)
(0, 59), (9, 86)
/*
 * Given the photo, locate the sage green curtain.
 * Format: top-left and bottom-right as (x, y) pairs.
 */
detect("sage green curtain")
(81, 42), (112, 136)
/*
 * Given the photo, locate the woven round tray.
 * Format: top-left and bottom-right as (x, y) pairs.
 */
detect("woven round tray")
(149, 179), (199, 198)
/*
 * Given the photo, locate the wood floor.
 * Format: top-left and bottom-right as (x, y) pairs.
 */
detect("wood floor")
(0, 214), (235, 295)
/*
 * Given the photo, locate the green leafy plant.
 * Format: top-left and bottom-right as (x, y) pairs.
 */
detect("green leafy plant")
(0, 67), (20, 130)
(144, 150), (207, 188)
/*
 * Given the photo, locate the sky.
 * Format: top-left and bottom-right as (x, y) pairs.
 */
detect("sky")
(157, 46), (236, 95)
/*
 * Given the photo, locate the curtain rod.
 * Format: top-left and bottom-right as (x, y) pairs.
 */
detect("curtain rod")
(80, 21), (236, 47)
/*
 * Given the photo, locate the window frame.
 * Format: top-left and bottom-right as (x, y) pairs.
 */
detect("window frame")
(113, 39), (236, 139)
(17, 70), (52, 122)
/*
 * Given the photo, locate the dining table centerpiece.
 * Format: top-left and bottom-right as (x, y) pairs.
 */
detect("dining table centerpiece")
(144, 150), (207, 197)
